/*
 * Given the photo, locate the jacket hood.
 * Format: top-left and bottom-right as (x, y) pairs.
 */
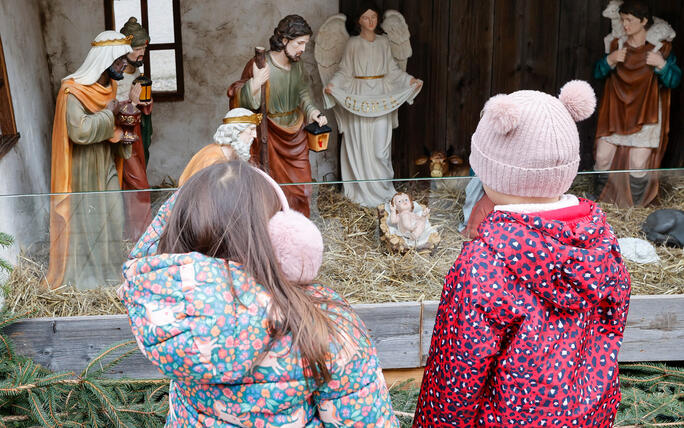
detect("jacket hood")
(121, 251), (274, 384)
(477, 199), (626, 311)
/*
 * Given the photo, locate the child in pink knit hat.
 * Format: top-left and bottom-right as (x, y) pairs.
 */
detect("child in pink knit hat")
(414, 81), (631, 427)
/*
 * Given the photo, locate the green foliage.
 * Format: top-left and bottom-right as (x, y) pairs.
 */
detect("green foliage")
(388, 380), (421, 428)
(386, 365), (684, 427)
(0, 307), (681, 426)
(616, 363), (684, 426)
(0, 232), (14, 277)
(0, 311), (168, 427)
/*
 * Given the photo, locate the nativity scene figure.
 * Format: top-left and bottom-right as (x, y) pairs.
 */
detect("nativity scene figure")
(315, 3), (422, 208)
(227, 14), (327, 218)
(116, 17), (154, 240)
(594, 0), (681, 207)
(47, 30), (137, 289)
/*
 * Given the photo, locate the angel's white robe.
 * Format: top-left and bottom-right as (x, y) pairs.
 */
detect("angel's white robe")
(325, 35), (418, 207)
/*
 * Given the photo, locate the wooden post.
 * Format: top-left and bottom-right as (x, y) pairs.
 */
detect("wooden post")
(255, 47), (269, 173)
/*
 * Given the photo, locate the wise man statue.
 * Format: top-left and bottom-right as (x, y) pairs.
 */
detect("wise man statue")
(227, 14), (327, 217)
(47, 30), (134, 289)
(117, 17), (153, 240)
(178, 107), (260, 186)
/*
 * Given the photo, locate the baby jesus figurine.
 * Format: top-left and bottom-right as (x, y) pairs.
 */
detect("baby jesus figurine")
(389, 192), (430, 241)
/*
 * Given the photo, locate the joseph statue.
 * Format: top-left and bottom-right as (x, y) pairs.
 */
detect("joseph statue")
(227, 15), (327, 217)
(47, 30), (134, 289)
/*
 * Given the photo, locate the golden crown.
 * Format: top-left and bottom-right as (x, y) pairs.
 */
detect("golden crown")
(222, 113), (263, 125)
(91, 35), (133, 47)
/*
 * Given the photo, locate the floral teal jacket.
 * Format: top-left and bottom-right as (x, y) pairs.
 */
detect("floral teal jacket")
(120, 194), (399, 427)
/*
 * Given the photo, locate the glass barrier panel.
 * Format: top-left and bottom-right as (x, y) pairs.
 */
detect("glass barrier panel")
(0, 169), (681, 309)
(0, 188), (175, 291)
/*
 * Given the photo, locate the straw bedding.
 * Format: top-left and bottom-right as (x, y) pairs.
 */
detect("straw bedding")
(5, 174), (683, 317)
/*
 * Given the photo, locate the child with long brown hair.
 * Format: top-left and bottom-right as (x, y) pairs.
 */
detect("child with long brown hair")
(119, 161), (398, 426)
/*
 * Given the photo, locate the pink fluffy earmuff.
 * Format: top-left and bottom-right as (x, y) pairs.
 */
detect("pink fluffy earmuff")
(252, 168), (324, 284)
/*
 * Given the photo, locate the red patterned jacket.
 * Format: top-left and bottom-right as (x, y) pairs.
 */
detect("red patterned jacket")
(414, 199), (631, 427)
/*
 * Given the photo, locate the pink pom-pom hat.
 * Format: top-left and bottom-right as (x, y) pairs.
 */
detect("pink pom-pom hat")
(469, 80), (596, 198)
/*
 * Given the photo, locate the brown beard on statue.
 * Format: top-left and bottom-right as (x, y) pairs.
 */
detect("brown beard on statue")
(284, 42), (302, 62)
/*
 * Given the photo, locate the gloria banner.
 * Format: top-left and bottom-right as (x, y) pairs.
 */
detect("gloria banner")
(327, 85), (419, 118)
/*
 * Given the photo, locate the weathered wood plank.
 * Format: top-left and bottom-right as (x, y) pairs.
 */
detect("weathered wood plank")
(421, 295), (684, 365)
(349, 302), (422, 369)
(420, 301), (438, 367)
(4, 296), (682, 379)
(4, 314), (162, 379)
(392, 0), (437, 177)
(556, 0), (605, 170)
(521, 0), (560, 93)
(491, 0), (524, 94)
(3, 303), (423, 378)
(424, 0), (450, 156)
(618, 295), (684, 362)
(653, 0), (684, 168)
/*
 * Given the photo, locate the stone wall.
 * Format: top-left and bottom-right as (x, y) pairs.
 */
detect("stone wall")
(0, 0), (55, 268)
(41, 0), (340, 185)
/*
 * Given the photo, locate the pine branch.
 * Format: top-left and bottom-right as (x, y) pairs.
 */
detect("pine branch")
(0, 232), (14, 276)
(26, 390), (57, 427)
(0, 233), (13, 248)
(83, 379), (127, 428)
(0, 259), (11, 275)
(0, 310), (33, 330)
(80, 340), (136, 378)
(0, 313), (167, 426)
(90, 344), (139, 378)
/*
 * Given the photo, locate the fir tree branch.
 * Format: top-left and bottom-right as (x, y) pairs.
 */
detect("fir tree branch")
(80, 340), (136, 378)
(26, 390), (56, 427)
(0, 311), (33, 330)
(91, 345), (139, 378)
(0, 233), (14, 248)
(617, 423), (684, 427)
(83, 379), (126, 428)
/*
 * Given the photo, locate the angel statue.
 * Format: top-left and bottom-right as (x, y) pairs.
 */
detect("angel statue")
(315, 2), (423, 208)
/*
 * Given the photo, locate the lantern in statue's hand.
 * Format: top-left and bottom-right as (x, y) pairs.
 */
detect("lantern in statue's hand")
(304, 122), (331, 152)
(133, 75), (152, 103)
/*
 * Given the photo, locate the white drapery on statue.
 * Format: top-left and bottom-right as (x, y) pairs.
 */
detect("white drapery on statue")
(316, 12), (420, 208)
(64, 31), (132, 85)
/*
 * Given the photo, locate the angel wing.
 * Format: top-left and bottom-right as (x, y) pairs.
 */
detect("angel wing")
(314, 14), (350, 87)
(381, 10), (412, 71)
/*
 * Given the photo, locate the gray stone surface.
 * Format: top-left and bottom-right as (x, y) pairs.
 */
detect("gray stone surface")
(0, 0), (54, 265)
(40, 0), (340, 186)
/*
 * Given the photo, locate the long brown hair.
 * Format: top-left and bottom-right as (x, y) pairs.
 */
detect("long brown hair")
(158, 161), (341, 385)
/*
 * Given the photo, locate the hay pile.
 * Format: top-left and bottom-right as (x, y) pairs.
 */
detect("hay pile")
(315, 173), (684, 303)
(314, 181), (468, 304)
(588, 174), (684, 296)
(4, 173), (683, 316)
(3, 256), (124, 317)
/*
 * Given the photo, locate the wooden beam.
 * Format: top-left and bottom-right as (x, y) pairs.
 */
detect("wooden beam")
(354, 302), (422, 368)
(0, 133), (20, 159)
(3, 296), (683, 379)
(421, 295), (684, 364)
(0, 34), (17, 137)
